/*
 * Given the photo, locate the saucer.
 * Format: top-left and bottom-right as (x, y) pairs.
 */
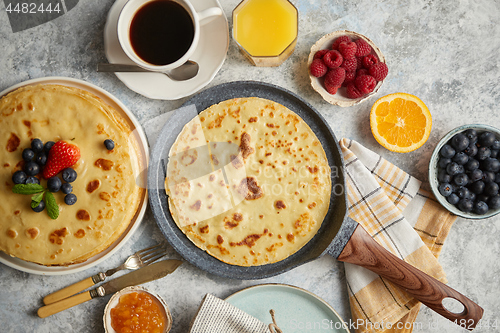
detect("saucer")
(103, 0), (229, 100)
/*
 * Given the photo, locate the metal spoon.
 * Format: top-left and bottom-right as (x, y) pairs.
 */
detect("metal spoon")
(97, 60), (199, 81)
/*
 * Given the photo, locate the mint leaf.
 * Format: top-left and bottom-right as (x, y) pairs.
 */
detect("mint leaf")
(12, 184), (44, 195)
(45, 192), (59, 220)
(31, 191), (45, 208)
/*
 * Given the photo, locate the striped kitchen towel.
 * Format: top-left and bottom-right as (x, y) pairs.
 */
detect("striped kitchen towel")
(339, 138), (457, 333)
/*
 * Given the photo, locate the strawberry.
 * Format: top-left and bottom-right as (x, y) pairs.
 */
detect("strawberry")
(42, 141), (81, 179)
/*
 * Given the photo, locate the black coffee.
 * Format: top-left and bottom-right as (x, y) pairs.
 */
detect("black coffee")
(129, 0), (195, 66)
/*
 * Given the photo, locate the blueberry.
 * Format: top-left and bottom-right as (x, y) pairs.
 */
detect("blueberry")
(464, 129), (478, 144)
(469, 169), (483, 182)
(438, 183), (453, 197)
(492, 140), (500, 150)
(438, 170), (452, 183)
(22, 148), (35, 161)
(478, 131), (496, 147)
(467, 192), (476, 201)
(446, 162), (462, 176)
(451, 133), (469, 152)
(62, 168), (77, 183)
(465, 158), (480, 171)
(484, 182), (499, 196)
(489, 195), (500, 210)
(61, 183), (73, 194)
(47, 176), (62, 192)
(25, 176), (40, 185)
(458, 198), (474, 212)
(32, 199), (46, 213)
(452, 152), (469, 165)
(474, 201), (489, 215)
(491, 149), (499, 158)
(469, 181), (485, 194)
(456, 187), (471, 199)
(12, 170), (27, 184)
(464, 144), (478, 157)
(483, 171), (495, 183)
(35, 153), (47, 166)
(440, 144), (456, 158)
(24, 161), (40, 176)
(477, 194), (490, 203)
(447, 193), (460, 205)
(482, 158), (500, 172)
(64, 193), (77, 205)
(438, 158), (452, 169)
(453, 173), (469, 187)
(477, 147), (491, 161)
(104, 139), (115, 151)
(31, 138), (44, 153)
(496, 173), (500, 184)
(44, 141), (55, 154)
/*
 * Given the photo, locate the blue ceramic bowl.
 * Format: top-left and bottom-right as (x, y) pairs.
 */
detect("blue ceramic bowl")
(429, 124), (500, 219)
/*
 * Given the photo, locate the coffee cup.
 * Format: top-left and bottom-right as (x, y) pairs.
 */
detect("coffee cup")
(117, 0), (222, 71)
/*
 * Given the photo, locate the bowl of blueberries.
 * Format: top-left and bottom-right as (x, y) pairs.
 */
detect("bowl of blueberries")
(429, 124), (500, 219)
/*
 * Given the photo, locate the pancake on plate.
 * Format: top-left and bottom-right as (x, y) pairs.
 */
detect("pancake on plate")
(165, 97), (331, 266)
(0, 84), (144, 266)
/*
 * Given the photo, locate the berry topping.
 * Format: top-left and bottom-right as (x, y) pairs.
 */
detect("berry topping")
(35, 153), (47, 166)
(32, 199), (46, 213)
(44, 141), (55, 154)
(12, 170), (27, 184)
(62, 168), (78, 183)
(368, 62), (388, 81)
(354, 38), (372, 57)
(47, 176), (62, 192)
(22, 148), (35, 162)
(64, 193), (77, 205)
(309, 58), (328, 77)
(25, 176), (40, 185)
(354, 75), (377, 94)
(31, 138), (44, 153)
(362, 54), (379, 69)
(61, 183), (73, 195)
(24, 161), (40, 177)
(323, 50), (343, 68)
(42, 141), (81, 179)
(338, 41), (357, 59)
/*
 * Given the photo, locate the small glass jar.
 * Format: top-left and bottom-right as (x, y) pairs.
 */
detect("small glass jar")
(232, 0), (298, 67)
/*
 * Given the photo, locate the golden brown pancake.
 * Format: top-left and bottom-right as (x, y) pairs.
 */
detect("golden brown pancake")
(0, 84), (145, 266)
(166, 97), (331, 266)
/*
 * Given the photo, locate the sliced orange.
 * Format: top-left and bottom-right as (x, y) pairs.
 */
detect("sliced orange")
(370, 93), (432, 153)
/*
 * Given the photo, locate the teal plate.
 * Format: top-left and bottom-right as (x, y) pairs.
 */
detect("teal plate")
(225, 284), (350, 332)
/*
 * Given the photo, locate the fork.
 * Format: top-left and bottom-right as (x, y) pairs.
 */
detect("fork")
(43, 244), (167, 305)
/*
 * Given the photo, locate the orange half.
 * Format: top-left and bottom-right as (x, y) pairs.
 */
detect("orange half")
(370, 93), (432, 153)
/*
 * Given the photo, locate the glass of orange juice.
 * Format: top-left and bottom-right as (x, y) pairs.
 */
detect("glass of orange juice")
(233, 0), (298, 67)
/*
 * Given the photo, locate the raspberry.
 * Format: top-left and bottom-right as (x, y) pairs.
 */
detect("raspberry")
(343, 70), (356, 86)
(338, 41), (357, 59)
(355, 75), (377, 94)
(324, 67), (346, 88)
(346, 82), (364, 99)
(362, 54), (379, 69)
(355, 57), (363, 70)
(324, 80), (339, 95)
(309, 58), (327, 77)
(323, 50), (343, 68)
(340, 57), (357, 72)
(355, 38), (372, 57)
(314, 49), (328, 60)
(368, 62), (388, 81)
(357, 68), (369, 77)
(331, 35), (351, 50)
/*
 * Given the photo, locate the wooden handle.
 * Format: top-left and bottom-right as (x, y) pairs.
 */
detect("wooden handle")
(337, 225), (484, 330)
(38, 291), (93, 318)
(43, 277), (95, 305)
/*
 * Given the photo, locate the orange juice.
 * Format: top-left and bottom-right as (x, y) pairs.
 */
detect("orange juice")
(233, 0), (297, 61)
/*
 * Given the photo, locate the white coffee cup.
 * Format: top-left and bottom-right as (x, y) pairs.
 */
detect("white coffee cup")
(117, 0), (222, 71)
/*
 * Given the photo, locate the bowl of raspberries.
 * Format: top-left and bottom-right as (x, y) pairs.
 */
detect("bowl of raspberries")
(429, 124), (500, 219)
(307, 30), (388, 107)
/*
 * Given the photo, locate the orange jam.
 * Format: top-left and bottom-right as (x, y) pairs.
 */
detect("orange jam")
(110, 292), (166, 333)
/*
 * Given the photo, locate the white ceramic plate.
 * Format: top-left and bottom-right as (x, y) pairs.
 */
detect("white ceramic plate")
(225, 284), (350, 332)
(0, 77), (149, 275)
(103, 0), (229, 100)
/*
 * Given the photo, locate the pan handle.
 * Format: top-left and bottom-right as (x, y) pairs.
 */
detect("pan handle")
(336, 224), (483, 331)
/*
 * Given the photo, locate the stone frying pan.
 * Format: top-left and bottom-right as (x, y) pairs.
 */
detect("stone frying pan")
(148, 81), (483, 329)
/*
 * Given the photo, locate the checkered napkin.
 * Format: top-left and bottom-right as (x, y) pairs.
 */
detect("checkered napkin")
(188, 294), (271, 333)
(339, 138), (457, 333)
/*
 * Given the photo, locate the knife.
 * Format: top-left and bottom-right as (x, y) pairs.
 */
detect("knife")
(37, 259), (182, 318)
